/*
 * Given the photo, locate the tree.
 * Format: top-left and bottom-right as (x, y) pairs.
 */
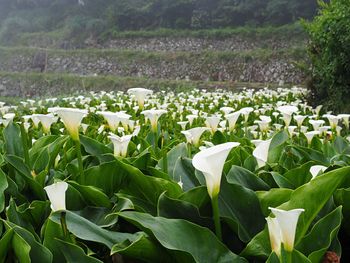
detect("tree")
(304, 0), (350, 112)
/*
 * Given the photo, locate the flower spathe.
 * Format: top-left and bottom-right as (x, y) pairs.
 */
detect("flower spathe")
(192, 142), (240, 198)
(141, 109), (167, 133)
(108, 133), (133, 157)
(127, 88), (153, 109)
(50, 107), (88, 140)
(266, 217), (282, 257)
(44, 181), (69, 212)
(181, 127), (210, 147)
(268, 207), (305, 252)
(253, 139), (272, 168)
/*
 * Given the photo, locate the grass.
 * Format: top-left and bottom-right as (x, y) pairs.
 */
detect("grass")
(102, 23), (306, 40)
(0, 71), (297, 98)
(0, 45), (307, 64)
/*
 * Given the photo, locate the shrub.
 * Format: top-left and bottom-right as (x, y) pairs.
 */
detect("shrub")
(304, 0), (350, 113)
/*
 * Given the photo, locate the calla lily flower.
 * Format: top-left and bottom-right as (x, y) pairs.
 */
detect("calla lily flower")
(338, 114), (350, 129)
(305, 131), (320, 145)
(141, 109), (167, 132)
(108, 133), (133, 157)
(181, 127), (210, 147)
(44, 181), (69, 212)
(253, 139), (272, 168)
(127, 88), (153, 109)
(225, 111), (241, 131)
(205, 116), (221, 134)
(50, 107), (88, 140)
(266, 217), (282, 257)
(35, 114), (58, 134)
(268, 207), (305, 252)
(97, 111), (131, 132)
(310, 165), (327, 179)
(192, 142), (240, 198)
(277, 105), (298, 127)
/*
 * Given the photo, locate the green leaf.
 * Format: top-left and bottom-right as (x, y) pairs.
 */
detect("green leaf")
(0, 169), (8, 212)
(0, 229), (14, 262)
(119, 211), (248, 263)
(158, 142), (187, 176)
(50, 211), (137, 249)
(242, 166), (350, 259)
(111, 232), (170, 263)
(268, 130), (289, 164)
(226, 165), (270, 191)
(56, 239), (103, 263)
(68, 181), (111, 208)
(3, 121), (24, 158)
(282, 161), (314, 188)
(297, 206), (342, 263)
(172, 157), (200, 191)
(219, 176), (265, 242)
(12, 232), (31, 263)
(79, 160), (127, 197)
(257, 189), (293, 216)
(158, 192), (212, 228)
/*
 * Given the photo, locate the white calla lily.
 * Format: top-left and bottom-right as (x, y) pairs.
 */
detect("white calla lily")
(266, 217), (282, 257)
(268, 207), (305, 252)
(44, 181), (69, 212)
(35, 114), (58, 133)
(141, 109), (167, 132)
(127, 88), (153, 109)
(108, 133), (133, 157)
(181, 127), (210, 147)
(192, 142), (240, 198)
(51, 107), (88, 140)
(253, 139), (272, 168)
(310, 165), (327, 179)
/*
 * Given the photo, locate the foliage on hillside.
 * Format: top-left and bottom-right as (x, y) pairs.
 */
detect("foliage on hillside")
(304, 0), (350, 113)
(0, 0), (319, 44)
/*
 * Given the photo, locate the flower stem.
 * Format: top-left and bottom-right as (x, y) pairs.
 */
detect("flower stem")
(60, 211), (68, 237)
(74, 139), (84, 183)
(211, 195), (222, 241)
(187, 143), (192, 158)
(20, 123), (30, 167)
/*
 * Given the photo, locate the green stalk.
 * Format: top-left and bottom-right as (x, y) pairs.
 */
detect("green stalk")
(211, 195), (222, 241)
(162, 134), (168, 174)
(20, 123), (30, 167)
(280, 248), (292, 263)
(187, 143), (192, 158)
(60, 212), (69, 237)
(74, 139), (84, 183)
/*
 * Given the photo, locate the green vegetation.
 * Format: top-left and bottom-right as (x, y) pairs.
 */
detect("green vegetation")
(0, 71), (291, 98)
(304, 0), (350, 113)
(0, 0), (318, 45)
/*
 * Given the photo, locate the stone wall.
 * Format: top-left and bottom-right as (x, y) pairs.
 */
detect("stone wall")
(0, 51), (304, 84)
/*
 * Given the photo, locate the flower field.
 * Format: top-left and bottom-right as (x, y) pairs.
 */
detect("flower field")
(0, 87), (349, 262)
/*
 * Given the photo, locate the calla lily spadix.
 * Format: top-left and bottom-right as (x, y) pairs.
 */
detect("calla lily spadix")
(253, 139), (272, 168)
(268, 207), (305, 253)
(50, 107), (88, 141)
(44, 181), (69, 212)
(192, 142), (240, 198)
(127, 88), (153, 109)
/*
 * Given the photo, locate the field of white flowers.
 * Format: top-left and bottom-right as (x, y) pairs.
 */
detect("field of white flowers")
(0, 87), (349, 262)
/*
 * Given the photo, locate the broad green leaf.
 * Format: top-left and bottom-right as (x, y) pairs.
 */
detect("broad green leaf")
(282, 161), (314, 188)
(111, 232), (170, 263)
(119, 211), (248, 263)
(0, 229), (14, 262)
(158, 142), (187, 176)
(173, 157), (200, 191)
(158, 192), (212, 228)
(256, 189), (294, 216)
(3, 121), (24, 158)
(79, 160), (127, 197)
(50, 211), (137, 249)
(178, 186), (210, 208)
(12, 232), (31, 263)
(268, 130), (289, 164)
(226, 165), (270, 191)
(68, 181), (111, 208)
(219, 177), (265, 242)
(0, 169), (8, 212)
(56, 239), (103, 263)
(242, 166), (350, 259)
(297, 206), (342, 263)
